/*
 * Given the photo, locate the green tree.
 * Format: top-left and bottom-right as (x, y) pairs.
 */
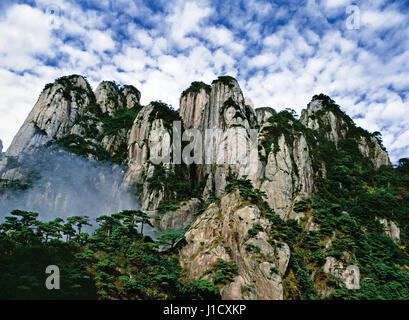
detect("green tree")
(67, 216), (91, 239)
(95, 215), (119, 237)
(136, 211), (153, 234)
(157, 232), (185, 250)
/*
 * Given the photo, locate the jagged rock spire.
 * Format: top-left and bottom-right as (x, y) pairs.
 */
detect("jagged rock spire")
(6, 75), (94, 157)
(300, 94), (391, 168)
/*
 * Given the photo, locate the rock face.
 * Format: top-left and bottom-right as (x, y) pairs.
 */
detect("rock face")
(94, 81), (140, 116)
(358, 136), (391, 169)
(180, 87), (209, 131)
(176, 83), (391, 223)
(251, 133), (315, 220)
(95, 81), (123, 116)
(379, 218), (400, 241)
(300, 95), (391, 168)
(121, 85), (141, 110)
(124, 102), (186, 210)
(125, 104), (168, 210)
(179, 77), (258, 197)
(255, 107), (275, 129)
(180, 190), (289, 300)
(300, 98), (347, 146)
(158, 198), (201, 231)
(5, 75), (94, 157)
(323, 256), (360, 293)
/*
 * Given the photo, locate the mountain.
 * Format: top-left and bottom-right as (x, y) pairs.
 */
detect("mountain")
(0, 74), (408, 300)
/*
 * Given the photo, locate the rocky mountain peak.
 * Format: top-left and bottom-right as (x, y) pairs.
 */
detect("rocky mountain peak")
(95, 81), (142, 116)
(95, 81), (123, 116)
(180, 82), (211, 130)
(300, 94), (391, 168)
(121, 85), (141, 110)
(255, 107), (276, 128)
(180, 76), (257, 132)
(178, 77), (259, 198)
(5, 75), (94, 157)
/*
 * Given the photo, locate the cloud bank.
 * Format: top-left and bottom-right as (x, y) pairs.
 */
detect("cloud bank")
(0, 0), (408, 162)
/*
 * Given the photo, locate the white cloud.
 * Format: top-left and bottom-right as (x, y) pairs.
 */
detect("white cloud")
(166, 1), (212, 49)
(0, 0), (409, 163)
(263, 34), (281, 48)
(113, 47), (154, 72)
(325, 0), (350, 9)
(362, 10), (405, 30)
(87, 30), (115, 53)
(248, 53), (277, 69)
(0, 4), (53, 71)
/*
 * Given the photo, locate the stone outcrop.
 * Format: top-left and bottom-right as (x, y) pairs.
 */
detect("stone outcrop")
(158, 198), (201, 231)
(300, 95), (391, 168)
(179, 77), (258, 198)
(68, 81), (140, 161)
(300, 98), (347, 146)
(255, 107), (275, 129)
(95, 81), (123, 116)
(323, 256), (360, 294)
(124, 102), (184, 210)
(121, 85), (141, 110)
(358, 136), (391, 168)
(5, 75), (94, 157)
(94, 81), (141, 116)
(180, 190), (290, 300)
(379, 218), (400, 241)
(251, 133), (315, 220)
(180, 87), (209, 131)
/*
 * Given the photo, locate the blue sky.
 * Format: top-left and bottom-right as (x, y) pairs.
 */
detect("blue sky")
(0, 0), (408, 162)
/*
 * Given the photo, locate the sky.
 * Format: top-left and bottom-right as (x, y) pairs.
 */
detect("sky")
(0, 0), (408, 163)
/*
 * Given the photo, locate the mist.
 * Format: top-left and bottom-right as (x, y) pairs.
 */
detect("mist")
(0, 145), (155, 237)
